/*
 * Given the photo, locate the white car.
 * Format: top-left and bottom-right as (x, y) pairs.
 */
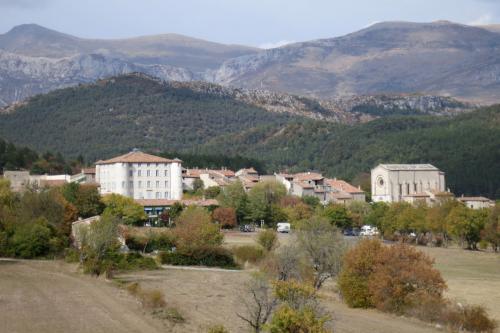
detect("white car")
(277, 222), (291, 233)
(360, 225), (379, 237)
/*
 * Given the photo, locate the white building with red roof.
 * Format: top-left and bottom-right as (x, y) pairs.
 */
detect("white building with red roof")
(95, 149), (182, 200)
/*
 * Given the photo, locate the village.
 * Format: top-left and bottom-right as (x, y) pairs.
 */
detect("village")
(3, 149), (495, 228)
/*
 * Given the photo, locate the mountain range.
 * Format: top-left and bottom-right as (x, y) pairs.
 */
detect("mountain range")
(1, 21), (500, 106)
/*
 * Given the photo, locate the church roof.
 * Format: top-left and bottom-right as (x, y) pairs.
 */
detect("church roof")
(377, 164), (439, 171)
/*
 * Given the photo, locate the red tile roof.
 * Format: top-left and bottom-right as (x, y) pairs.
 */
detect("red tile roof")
(326, 179), (364, 194)
(294, 172), (324, 182)
(96, 151), (179, 165)
(135, 199), (219, 207)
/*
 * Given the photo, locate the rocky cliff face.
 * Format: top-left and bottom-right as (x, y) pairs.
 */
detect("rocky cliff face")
(209, 21), (500, 104)
(1, 21), (499, 106)
(168, 80), (475, 123)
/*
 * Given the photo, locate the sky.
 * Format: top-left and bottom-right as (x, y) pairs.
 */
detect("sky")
(0, 0), (499, 48)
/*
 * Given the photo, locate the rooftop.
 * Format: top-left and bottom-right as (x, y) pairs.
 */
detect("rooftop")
(136, 199), (219, 207)
(377, 164), (439, 171)
(96, 150), (179, 165)
(326, 178), (364, 194)
(458, 196), (492, 202)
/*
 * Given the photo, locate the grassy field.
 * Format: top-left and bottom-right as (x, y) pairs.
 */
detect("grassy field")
(0, 232), (498, 332)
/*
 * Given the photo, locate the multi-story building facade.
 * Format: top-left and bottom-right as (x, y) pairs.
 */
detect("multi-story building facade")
(371, 164), (446, 203)
(95, 150), (182, 200)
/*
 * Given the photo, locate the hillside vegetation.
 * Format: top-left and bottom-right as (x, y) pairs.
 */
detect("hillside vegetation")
(198, 107), (500, 198)
(0, 74), (498, 198)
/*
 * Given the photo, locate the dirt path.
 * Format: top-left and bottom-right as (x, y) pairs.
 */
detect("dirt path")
(0, 260), (165, 333)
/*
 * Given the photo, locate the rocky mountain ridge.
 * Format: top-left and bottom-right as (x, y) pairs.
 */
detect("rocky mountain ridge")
(1, 21), (499, 106)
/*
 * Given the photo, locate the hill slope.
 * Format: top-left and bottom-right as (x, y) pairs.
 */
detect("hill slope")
(0, 74), (497, 197)
(211, 21), (500, 103)
(0, 74), (296, 161)
(197, 107), (500, 198)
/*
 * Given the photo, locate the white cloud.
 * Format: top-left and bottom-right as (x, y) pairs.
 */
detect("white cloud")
(258, 40), (295, 49)
(468, 14), (494, 25)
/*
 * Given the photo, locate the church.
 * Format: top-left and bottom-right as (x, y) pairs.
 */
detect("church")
(371, 164), (447, 203)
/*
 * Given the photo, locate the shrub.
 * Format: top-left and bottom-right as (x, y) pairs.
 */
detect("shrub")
(141, 289), (167, 309)
(125, 230), (175, 253)
(442, 303), (497, 333)
(213, 207), (237, 229)
(125, 282), (166, 310)
(338, 239), (384, 308)
(257, 229), (279, 252)
(160, 246), (237, 268)
(338, 239), (447, 313)
(172, 207), (223, 255)
(115, 252), (158, 271)
(64, 247), (80, 263)
(368, 243), (447, 314)
(266, 304), (330, 333)
(152, 307), (185, 323)
(11, 218), (53, 258)
(233, 245), (265, 264)
(207, 324), (229, 333)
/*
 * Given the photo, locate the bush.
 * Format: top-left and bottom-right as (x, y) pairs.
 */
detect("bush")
(64, 247), (80, 263)
(442, 303), (497, 333)
(338, 239), (384, 308)
(266, 304), (330, 333)
(125, 231), (175, 253)
(338, 239), (447, 313)
(11, 219), (53, 258)
(257, 229), (279, 252)
(160, 246), (237, 268)
(207, 324), (229, 333)
(368, 243), (447, 314)
(152, 307), (185, 323)
(125, 282), (166, 309)
(115, 252), (158, 271)
(213, 207), (237, 229)
(233, 245), (265, 264)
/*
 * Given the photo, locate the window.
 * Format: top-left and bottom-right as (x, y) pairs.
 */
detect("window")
(147, 163), (150, 167)
(138, 170), (142, 177)
(406, 183), (410, 195)
(147, 170), (150, 177)
(399, 184), (402, 196)
(156, 192), (160, 199)
(164, 170), (168, 177)
(129, 170), (133, 177)
(156, 181), (160, 188)
(121, 181), (125, 189)
(138, 181), (142, 188)
(414, 183), (417, 193)
(129, 181), (133, 188)
(147, 181), (151, 188)
(165, 192), (169, 199)
(156, 170), (159, 177)
(164, 180), (168, 188)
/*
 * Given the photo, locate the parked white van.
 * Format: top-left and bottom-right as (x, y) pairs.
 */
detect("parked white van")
(360, 225), (379, 237)
(277, 222), (291, 233)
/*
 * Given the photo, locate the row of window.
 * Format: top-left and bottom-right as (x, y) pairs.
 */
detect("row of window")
(137, 192), (170, 199)
(398, 182), (438, 195)
(121, 180), (169, 189)
(131, 169), (170, 177)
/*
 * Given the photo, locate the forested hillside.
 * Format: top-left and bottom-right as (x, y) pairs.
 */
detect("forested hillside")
(0, 74), (498, 198)
(198, 107), (500, 198)
(0, 74), (295, 161)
